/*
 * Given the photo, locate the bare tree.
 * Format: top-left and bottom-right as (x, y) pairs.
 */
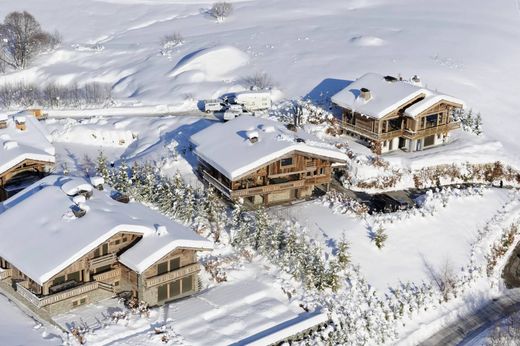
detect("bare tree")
(209, 2), (233, 21)
(241, 72), (274, 90)
(0, 11), (57, 70)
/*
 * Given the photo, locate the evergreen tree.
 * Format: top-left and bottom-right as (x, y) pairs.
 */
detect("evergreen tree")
(204, 187), (225, 242)
(96, 151), (111, 182)
(474, 112), (483, 135)
(181, 184), (196, 224)
(254, 207), (270, 253)
(336, 235), (351, 269)
(374, 225), (388, 249)
(113, 161), (130, 193)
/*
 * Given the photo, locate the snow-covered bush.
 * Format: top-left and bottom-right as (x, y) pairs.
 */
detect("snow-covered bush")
(373, 225), (388, 249)
(241, 72), (274, 90)
(0, 11), (61, 70)
(160, 32), (183, 56)
(209, 2), (233, 22)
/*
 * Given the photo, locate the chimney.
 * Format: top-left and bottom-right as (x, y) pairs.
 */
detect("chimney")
(72, 202), (89, 218)
(90, 176), (105, 190)
(360, 88), (371, 101)
(246, 130), (259, 143)
(14, 116), (26, 131)
(0, 114), (7, 129)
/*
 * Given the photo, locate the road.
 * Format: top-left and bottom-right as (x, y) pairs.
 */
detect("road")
(419, 288), (520, 346)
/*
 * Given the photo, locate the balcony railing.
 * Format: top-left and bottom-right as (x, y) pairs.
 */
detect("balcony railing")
(342, 121), (460, 141)
(89, 253), (117, 270)
(145, 263), (200, 289)
(0, 268), (12, 280)
(16, 281), (99, 308)
(231, 179), (306, 198)
(93, 268), (121, 282)
(202, 171), (232, 198)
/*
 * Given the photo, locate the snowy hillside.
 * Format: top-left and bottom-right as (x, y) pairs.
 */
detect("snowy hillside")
(1, 0), (520, 157)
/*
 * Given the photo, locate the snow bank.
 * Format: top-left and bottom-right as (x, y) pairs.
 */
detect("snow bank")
(350, 35), (385, 46)
(170, 46), (249, 82)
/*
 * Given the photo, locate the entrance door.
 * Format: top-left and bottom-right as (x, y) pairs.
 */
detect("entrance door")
(398, 137), (407, 149)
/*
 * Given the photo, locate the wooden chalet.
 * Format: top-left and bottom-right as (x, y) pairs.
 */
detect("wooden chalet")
(0, 114), (55, 201)
(191, 116), (347, 206)
(331, 73), (465, 154)
(0, 176), (212, 315)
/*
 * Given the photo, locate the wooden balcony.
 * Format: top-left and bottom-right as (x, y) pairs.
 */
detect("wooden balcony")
(93, 268), (121, 282)
(231, 179), (305, 198)
(202, 170), (232, 198)
(89, 253), (117, 270)
(16, 281), (99, 308)
(342, 121), (460, 141)
(145, 263), (200, 289)
(0, 268), (12, 280)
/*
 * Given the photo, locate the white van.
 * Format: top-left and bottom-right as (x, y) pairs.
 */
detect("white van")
(203, 99), (226, 113)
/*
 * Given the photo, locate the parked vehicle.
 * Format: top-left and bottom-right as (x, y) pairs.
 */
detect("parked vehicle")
(229, 91), (271, 111)
(203, 99), (227, 113)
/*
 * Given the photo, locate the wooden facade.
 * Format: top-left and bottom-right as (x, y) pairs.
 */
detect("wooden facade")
(200, 151), (336, 207)
(0, 158), (54, 201)
(0, 231), (205, 315)
(339, 96), (463, 154)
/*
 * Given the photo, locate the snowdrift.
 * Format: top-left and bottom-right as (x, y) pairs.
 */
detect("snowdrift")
(169, 46), (250, 82)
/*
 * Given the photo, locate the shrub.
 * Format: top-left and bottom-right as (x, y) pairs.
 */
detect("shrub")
(209, 2), (233, 21)
(241, 72), (274, 90)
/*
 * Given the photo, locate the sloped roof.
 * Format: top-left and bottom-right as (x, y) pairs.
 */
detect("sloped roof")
(0, 175), (212, 285)
(331, 73), (465, 119)
(0, 114), (55, 176)
(190, 116), (348, 180)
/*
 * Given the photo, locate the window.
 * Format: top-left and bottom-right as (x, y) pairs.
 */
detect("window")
(439, 114), (444, 124)
(280, 158), (293, 167)
(157, 262), (168, 275)
(94, 243), (109, 258)
(114, 281), (120, 287)
(182, 276), (193, 293)
(114, 239), (120, 246)
(72, 297), (87, 308)
(425, 114), (438, 128)
(53, 275), (65, 286)
(424, 135), (435, 147)
(158, 284), (168, 301)
(67, 271), (81, 283)
(95, 265), (112, 274)
(169, 280), (181, 297)
(122, 237), (128, 242)
(170, 258), (180, 271)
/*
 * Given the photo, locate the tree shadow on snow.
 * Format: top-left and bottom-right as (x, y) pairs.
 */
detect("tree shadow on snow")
(302, 78), (353, 117)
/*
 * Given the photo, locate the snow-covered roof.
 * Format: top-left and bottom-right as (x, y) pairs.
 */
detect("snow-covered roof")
(190, 116), (348, 180)
(0, 175), (212, 285)
(331, 73), (465, 119)
(0, 114), (55, 176)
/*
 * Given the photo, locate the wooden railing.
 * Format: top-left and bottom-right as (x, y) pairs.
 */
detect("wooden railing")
(145, 263), (200, 289)
(93, 268), (121, 282)
(16, 281), (100, 308)
(0, 268), (12, 280)
(231, 179), (305, 198)
(202, 171), (232, 198)
(89, 253), (117, 270)
(342, 121), (461, 141)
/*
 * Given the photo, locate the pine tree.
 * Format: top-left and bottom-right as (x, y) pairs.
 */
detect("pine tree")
(181, 184), (195, 224)
(113, 161), (130, 193)
(204, 187), (225, 242)
(374, 225), (388, 249)
(336, 235), (351, 268)
(96, 151), (111, 182)
(464, 109), (474, 131)
(254, 207), (270, 254)
(474, 112), (483, 135)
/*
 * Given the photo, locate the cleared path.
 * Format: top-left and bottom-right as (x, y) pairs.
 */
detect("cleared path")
(419, 288), (520, 346)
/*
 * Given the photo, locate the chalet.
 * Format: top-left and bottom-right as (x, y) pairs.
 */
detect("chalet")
(190, 116), (348, 207)
(0, 175), (212, 315)
(0, 113), (55, 201)
(331, 73), (465, 154)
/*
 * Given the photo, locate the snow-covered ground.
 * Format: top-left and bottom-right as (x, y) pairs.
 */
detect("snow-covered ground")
(2, 0), (520, 344)
(2, 0), (520, 158)
(53, 262), (325, 346)
(0, 294), (62, 345)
